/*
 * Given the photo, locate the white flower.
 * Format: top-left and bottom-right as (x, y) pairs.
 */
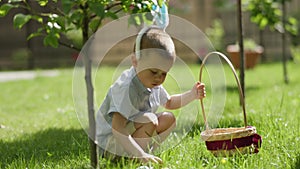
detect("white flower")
(47, 22), (53, 28)
(53, 22), (61, 29)
(50, 14), (59, 19)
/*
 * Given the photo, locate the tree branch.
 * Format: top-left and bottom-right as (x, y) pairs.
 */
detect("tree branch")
(114, 8), (123, 15)
(105, 1), (122, 11)
(92, 17), (104, 34)
(58, 40), (81, 51)
(52, 6), (79, 26)
(90, 1), (122, 20)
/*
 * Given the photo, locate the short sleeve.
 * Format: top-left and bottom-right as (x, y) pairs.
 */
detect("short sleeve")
(107, 84), (138, 119)
(159, 86), (170, 106)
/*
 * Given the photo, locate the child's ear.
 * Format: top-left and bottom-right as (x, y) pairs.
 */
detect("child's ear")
(131, 54), (138, 67)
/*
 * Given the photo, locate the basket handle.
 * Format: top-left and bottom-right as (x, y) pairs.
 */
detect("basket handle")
(199, 51), (247, 130)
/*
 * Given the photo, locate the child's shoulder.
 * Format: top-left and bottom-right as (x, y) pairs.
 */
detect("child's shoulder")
(110, 67), (135, 92)
(113, 69), (133, 85)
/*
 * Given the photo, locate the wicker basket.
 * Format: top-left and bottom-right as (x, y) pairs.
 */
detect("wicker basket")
(199, 52), (262, 156)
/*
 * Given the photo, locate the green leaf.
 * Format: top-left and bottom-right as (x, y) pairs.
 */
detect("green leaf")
(70, 10), (83, 27)
(88, 2), (105, 18)
(157, 0), (163, 7)
(27, 32), (43, 40)
(288, 17), (297, 25)
(32, 15), (43, 23)
(286, 17), (298, 36)
(0, 4), (15, 17)
(43, 33), (59, 48)
(38, 0), (48, 7)
(274, 8), (282, 16)
(62, 0), (74, 14)
(106, 11), (118, 20)
(259, 17), (268, 29)
(27, 27), (44, 40)
(252, 14), (262, 24)
(13, 13), (32, 29)
(133, 15), (141, 26)
(52, 16), (65, 30)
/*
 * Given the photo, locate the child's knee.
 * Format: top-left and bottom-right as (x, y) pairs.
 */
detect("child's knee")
(156, 112), (176, 134)
(160, 112), (176, 124)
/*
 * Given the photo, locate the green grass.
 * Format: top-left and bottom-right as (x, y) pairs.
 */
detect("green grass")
(0, 62), (300, 169)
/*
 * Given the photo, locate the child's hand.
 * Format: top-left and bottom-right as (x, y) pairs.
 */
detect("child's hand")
(192, 82), (206, 99)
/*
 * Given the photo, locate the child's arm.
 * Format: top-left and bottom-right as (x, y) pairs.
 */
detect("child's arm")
(111, 112), (163, 164)
(165, 82), (205, 110)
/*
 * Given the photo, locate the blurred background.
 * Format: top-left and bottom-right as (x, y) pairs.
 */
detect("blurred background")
(0, 0), (299, 70)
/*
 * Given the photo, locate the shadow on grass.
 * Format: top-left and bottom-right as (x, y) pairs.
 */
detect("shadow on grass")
(0, 128), (89, 168)
(292, 153), (300, 169)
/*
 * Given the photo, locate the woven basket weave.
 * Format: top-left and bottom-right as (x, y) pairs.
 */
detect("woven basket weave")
(199, 52), (262, 156)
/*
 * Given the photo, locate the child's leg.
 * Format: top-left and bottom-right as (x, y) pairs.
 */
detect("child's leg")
(132, 112), (158, 151)
(132, 112), (176, 152)
(152, 112), (176, 150)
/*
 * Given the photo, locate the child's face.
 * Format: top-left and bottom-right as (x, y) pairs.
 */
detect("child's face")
(137, 68), (167, 88)
(134, 50), (174, 88)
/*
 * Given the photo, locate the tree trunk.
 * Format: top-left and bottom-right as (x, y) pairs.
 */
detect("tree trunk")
(82, 4), (98, 168)
(282, 1), (289, 84)
(85, 51), (98, 169)
(237, 0), (245, 103)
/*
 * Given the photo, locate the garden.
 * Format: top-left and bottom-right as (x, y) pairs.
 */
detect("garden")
(1, 0), (300, 169)
(0, 62), (300, 168)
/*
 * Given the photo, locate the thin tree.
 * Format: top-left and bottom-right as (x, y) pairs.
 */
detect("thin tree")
(281, 0), (288, 83)
(237, 0), (245, 102)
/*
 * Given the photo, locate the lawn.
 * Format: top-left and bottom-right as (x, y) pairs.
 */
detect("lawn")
(0, 62), (299, 169)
